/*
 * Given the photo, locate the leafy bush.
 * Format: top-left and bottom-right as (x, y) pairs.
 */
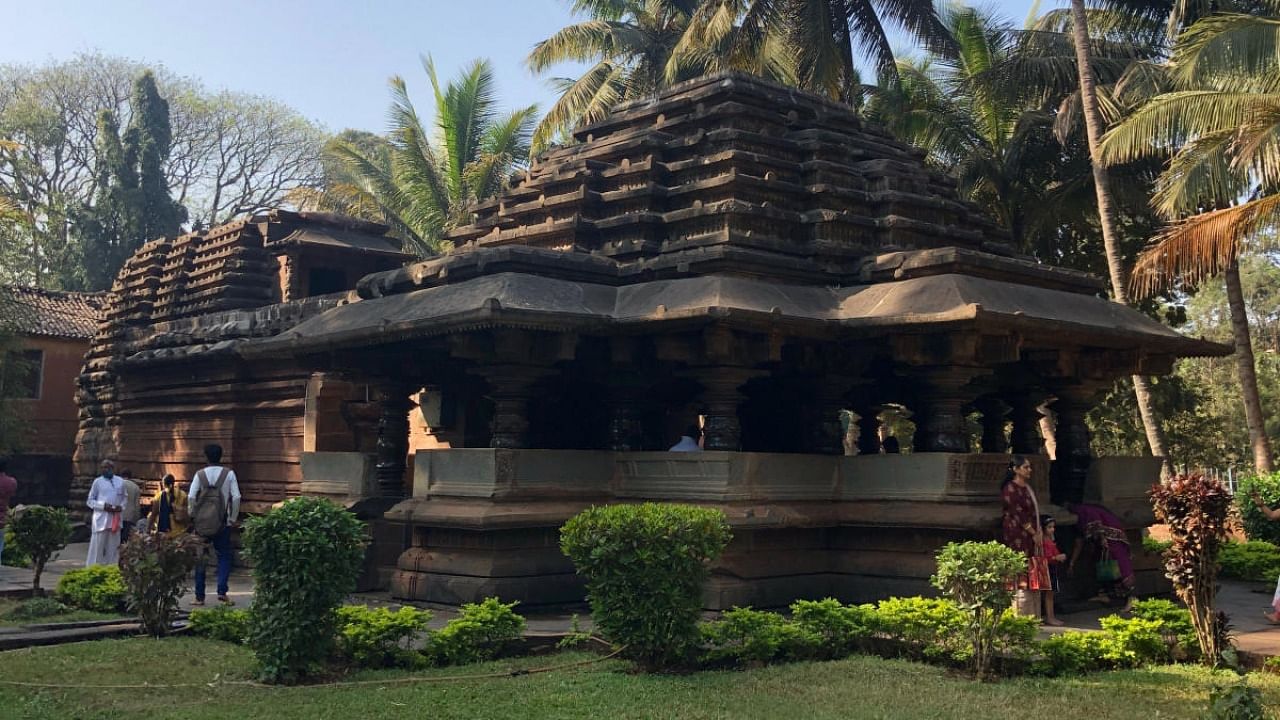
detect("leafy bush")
(1130, 598), (1199, 661)
(336, 605), (432, 669)
(699, 607), (819, 666)
(873, 597), (968, 662)
(56, 565), (126, 613)
(560, 503), (731, 671)
(1237, 472), (1280, 546)
(9, 506), (71, 593)
(1219, 541), (1280, 583)
(189, 607), (250, 644)
(119, 532), (202, 636)
(995, 611), (1039, 659)
(1034, 607), (1199, 676)
(1099, 615), (1169, 665)
(4, 597), (69, 620)
(1035, 631), (1135, 675)
(242, 497), (367, 683)
(428, 598), (525, 666)
(1150, 473), (1235, 666)
(931, 541), (1027, 679)
(1207, 678), (1267, 720)
(1142, 535), (1173, 555)
(2, 525), (31, 567)
(790, 598), (876, 658)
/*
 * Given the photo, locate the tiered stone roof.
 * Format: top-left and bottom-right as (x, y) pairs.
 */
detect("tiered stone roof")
(446, 73), (1007, 277)
(0, 286), (105, 340)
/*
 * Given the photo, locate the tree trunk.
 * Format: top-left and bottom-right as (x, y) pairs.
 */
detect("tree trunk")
(1224, 257), (1274, 473)
(1068, 0), (1172, 475)
(32, 560), (43, 596)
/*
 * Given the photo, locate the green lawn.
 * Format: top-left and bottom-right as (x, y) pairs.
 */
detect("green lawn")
(0, 598), (129, 628)
(0, 637), (1276, 719)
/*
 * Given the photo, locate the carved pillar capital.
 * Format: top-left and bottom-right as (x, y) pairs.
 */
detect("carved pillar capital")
(910, 367), (985, 453)
(685, 367), (765, 452)
(470, 364), (556, 449)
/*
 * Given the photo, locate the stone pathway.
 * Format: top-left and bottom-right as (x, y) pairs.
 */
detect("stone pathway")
(3, 549), (1277, 658)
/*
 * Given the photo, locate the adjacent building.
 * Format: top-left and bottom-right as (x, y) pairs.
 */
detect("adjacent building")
(0, 286), (105, 506)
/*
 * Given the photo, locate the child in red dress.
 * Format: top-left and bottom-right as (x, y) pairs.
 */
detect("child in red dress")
(1040, 515), (1067, 626)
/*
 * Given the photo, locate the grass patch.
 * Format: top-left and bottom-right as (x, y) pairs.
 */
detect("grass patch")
(0, 598), (129, 627)
(0, 637), (1277, 719)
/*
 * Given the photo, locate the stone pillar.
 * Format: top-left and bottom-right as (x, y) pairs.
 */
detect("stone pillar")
(804, 382), (852, 455)
(912, 368), (982, 453)
(853, 403), (884, 455)
(1050, 387), (1094, 505)
(606, 382), (647, 451)
(973, 397), (1009, 454)
(690, 368), (760, 451)
(375, 381), (416, 497)
(476, 365), (555, 449)
(1008, 392), (1046, 456)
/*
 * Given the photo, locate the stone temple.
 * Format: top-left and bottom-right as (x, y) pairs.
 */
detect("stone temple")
(79, 73), (1227, 608)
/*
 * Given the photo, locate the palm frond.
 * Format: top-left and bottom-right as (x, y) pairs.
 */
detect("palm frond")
(1131, 193), (1280, 297)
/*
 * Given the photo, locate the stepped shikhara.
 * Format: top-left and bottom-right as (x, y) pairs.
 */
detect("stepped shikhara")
(73, 211), (411, 516)
(87, 73), (1226, 607)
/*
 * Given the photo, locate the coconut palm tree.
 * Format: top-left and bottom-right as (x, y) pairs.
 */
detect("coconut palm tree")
(528, 0), (954, 147)
(864, 6), (1065, 251)
(306, 58), (537, 256)
(1101, 9), (1280, 472)
(527, 0), (705, 150)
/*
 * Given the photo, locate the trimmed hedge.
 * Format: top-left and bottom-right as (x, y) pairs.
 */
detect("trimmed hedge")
(561, 503), (731, 670)
(56, 565), (127, 613)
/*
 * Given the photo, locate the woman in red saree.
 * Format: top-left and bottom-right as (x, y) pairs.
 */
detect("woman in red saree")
(1001, 455), (1050, 618)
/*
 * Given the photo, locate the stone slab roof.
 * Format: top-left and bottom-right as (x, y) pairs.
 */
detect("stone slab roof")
(248, 263), (1227, 358)
(0, 286), (105, 340)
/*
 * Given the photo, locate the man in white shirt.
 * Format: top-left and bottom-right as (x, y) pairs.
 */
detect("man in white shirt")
(187, 444), (241, 605)
(85, 460), (125, 566)
(669, 424), (703, 452)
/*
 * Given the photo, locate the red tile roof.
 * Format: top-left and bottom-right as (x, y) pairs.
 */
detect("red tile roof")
(0, 286), (106, 340)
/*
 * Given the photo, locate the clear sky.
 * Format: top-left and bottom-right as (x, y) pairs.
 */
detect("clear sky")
(1, 0), (1046, 135)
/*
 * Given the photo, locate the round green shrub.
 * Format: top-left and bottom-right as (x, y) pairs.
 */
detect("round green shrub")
(931, 541), (1028, 679)
(9, 505), (71, 592)
(242, 496), (366, 683)
(1238, 472), (1280, 545)
(56, 565), (127, 612)
(560, 503), (731, 671)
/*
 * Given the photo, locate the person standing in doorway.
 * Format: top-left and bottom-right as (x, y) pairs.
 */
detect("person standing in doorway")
(188, 444), (240, 606)
(118, 469), (140, 544)
(86, 460), (125, 566)
(0, 458), (17, 565)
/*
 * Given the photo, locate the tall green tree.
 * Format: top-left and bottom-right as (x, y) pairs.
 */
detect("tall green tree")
(1063, 0), (1174, 472)
(305, 58), (536, 256)
(0, 53), (323, 288)
(1101, 8), (1280, 473)
(72, 72), (186, 291)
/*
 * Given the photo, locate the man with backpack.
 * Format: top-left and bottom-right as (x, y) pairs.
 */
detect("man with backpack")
(188, 444), (241, 606)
